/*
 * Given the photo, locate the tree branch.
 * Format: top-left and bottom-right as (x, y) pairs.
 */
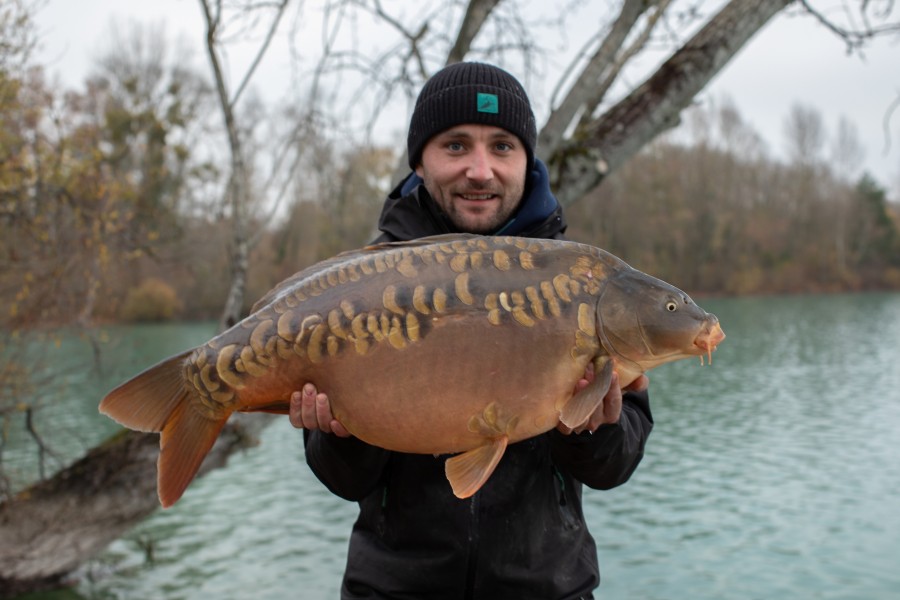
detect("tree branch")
(798, 0), (900, 52)
(231, 0), (290, 107)
(370, 0), (430, 78)
(883, 90), (900, 154)
(549, 0), (793, 207)
(538, 0), (655, 159)
(577, 0), (673, 130)
(446, 0), (503, 65)
(24, 407), (61, 481)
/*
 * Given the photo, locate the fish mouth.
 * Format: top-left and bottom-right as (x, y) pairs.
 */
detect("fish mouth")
(693, 320), (725, 365)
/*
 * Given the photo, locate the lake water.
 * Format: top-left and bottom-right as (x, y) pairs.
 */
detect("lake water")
(8, 292), (900, 599)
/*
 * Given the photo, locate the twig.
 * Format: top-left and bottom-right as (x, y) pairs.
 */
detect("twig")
(883, 91), (900, 154)
(797, 0), (900, 53)
(231, 0), (291, 108)
(24, 406), (61, 481)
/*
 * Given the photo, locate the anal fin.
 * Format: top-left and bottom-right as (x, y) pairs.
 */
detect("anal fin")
(444, 436), (508, 499)
(559, 358), (614, 429)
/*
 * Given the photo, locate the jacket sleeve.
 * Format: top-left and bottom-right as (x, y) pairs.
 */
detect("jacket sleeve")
(549, 390), (653, 490)
(303, 430), (391, 501)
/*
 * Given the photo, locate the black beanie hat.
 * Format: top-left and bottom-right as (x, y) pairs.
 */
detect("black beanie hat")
(407, 62), (537, 171)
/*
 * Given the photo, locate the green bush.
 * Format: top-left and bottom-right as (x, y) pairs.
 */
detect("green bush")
(120, 278), (183, 322)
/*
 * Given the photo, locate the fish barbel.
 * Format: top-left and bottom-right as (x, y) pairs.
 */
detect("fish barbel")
(100, 234), (725, 507)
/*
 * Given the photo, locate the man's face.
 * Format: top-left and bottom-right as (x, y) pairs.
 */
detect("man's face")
(415, 124), (528, 234)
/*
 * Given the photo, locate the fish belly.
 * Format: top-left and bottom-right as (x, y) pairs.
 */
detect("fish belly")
(316, 315), (590, 455)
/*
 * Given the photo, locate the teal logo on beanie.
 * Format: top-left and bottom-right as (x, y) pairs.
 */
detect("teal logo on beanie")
(477, 93), (499, 114)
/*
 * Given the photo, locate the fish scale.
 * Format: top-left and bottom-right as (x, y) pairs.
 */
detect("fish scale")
(100, 234), (725, 507)
(199, 235), (598, 406)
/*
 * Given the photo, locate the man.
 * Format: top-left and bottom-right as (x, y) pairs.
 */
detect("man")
(290, 62), (653, 599)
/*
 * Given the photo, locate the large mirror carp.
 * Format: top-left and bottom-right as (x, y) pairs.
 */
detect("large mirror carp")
(100, 234), (725, 507)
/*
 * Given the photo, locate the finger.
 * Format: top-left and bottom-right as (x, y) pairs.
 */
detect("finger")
(572, 361), (597, 395)
(583, 361), (595, 382)
(288, 391), (304, 429)
(624, 374), (649, 393)
(556, 421), (574, 435)
(573, 378), (590, 394)
(300, 383), (319, 430)
(601, 373), (623, 425)
(315, 393), (333, 433)
(330, 420), (351, 438)
(583, 372), (621, 431)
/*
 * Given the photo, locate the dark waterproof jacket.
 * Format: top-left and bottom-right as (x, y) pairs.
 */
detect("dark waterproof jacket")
(303, 160), (654, 600)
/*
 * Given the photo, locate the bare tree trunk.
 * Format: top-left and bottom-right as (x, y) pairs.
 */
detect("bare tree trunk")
(202, 0), (253, 331)
(200, 0), (289, 331)
(0, 415), (269, 599)
(548, 0), (794, 207)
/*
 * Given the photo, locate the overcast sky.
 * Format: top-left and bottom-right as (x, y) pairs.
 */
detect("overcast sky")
(33, 0), (900, 196)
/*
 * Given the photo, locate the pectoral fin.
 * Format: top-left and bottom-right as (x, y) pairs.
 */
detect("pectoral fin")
(444, 436), (508, 499)
(559, 359), (614, 429)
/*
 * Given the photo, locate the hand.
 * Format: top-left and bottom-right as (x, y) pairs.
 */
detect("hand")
(289, 383), (351, 437)
(556, 365), (649, 435)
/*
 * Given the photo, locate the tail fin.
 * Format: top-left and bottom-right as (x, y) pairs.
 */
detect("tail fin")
(157, 393), (229, 507)
(100, 351), (193, 432)
(99, 350), (230, 507)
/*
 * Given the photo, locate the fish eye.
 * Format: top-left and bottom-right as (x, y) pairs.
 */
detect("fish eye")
(665, 300), (678, 312)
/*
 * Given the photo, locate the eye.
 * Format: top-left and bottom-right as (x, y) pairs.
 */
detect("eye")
(665, 300), (678, 312)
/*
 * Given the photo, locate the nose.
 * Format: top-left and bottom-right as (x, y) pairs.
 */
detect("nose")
(466, 146), (494, 184)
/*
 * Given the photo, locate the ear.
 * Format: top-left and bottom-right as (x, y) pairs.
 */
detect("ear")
(415, 164), (424, 178)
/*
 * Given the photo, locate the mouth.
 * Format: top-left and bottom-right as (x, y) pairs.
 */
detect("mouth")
(457, 192), (498, 202)
(693, 320), (726, 365)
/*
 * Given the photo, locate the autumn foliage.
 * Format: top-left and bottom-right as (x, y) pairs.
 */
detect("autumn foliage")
(120, 278), (184, 322)
(3, 70), (900, 330)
